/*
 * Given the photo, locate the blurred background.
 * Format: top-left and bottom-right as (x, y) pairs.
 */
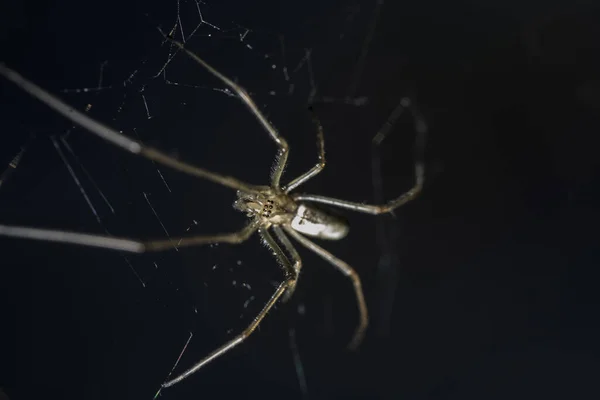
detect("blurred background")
(1, 0), (599, 399)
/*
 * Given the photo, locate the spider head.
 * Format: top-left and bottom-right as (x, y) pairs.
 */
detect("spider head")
(233, 190), (294, 223)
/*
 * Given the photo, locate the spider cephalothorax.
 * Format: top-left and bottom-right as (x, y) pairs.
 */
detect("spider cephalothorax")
(233, 189), (296, 224)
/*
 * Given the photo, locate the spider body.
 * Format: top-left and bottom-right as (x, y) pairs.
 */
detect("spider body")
(0, 30), (426, 392)
(234, 189), (349, 240)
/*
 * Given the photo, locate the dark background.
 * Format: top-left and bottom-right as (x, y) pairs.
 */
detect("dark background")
(1, 0), (600, 399)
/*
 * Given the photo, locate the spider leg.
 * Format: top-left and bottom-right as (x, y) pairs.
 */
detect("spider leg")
(284, 226), (368, 350)
(292, 164), (423, 215)
(0, 64), (262, 193)
(283, 108), (326, 193)
(161, 227), (297, 388)
(271, 226), (302, 302)
(0, 222), (258, 253)
(159, 30), (291, 190)
(292, 97), (427, 215)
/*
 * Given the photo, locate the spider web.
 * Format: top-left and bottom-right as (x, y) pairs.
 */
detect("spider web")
(0, 1), (422, 399)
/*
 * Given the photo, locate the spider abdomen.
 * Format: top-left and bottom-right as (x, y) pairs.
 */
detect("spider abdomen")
(290, 204), (349, 240)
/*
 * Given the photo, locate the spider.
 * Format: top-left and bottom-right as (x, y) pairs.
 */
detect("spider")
(0, 31), (425, 390)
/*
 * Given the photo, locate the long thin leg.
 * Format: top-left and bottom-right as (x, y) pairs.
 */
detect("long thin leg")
(284, 226), (368, 350)
(283, 108), (326, 193)
(0, 64), (262, 193)
(161, 228), (297, 388)
(159, 30), (291, 190)
(0, 222), (258, 253)
(271, 226), (302, 302)
(292, 163), (423, 215)
(292, 97), (427, 215)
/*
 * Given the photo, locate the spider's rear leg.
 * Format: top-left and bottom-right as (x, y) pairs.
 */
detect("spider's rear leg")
(272, 226), (302, 302)
(161, 228), (298, 388)
(284, 226), (368, 350)
(291, 97), (427, 215)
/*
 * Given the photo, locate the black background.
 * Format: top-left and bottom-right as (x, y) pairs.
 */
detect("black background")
(1, 1), (600, 399)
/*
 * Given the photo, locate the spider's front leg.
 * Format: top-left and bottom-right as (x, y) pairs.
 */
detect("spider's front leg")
(0, 221), (259, 253)
(0, 64), (263, 194)
(160, 227), (299, 389)
(159, 30), (292, 190)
